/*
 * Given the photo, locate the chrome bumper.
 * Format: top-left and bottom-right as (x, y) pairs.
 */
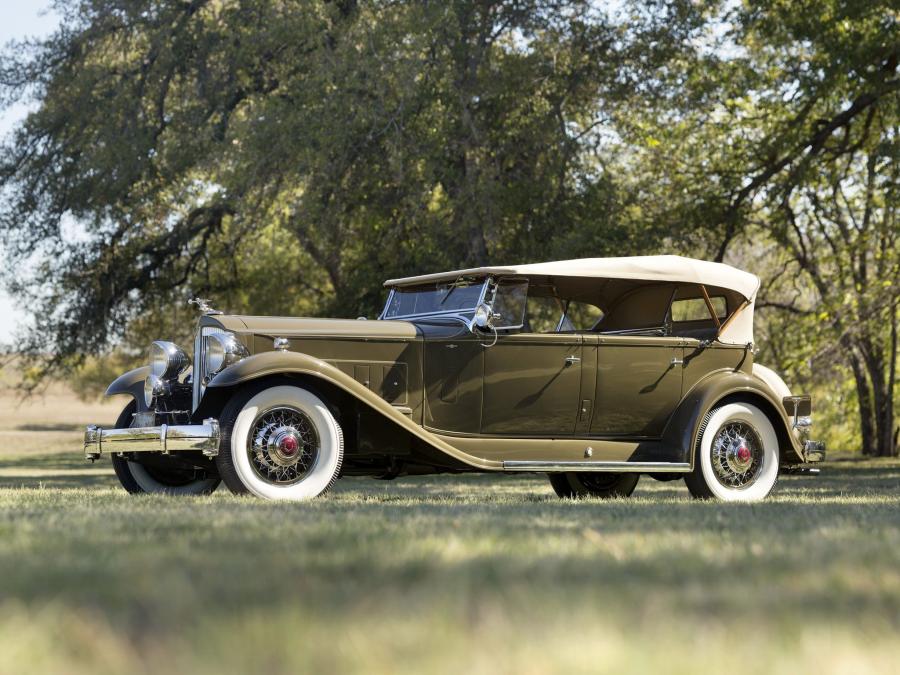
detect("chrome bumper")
(803, 440), (826, 463)
(84, 419), (220, 461)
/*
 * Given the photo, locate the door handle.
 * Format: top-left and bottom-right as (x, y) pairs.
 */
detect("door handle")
(564, 356), (581, 366)
(670, 357), (684, 367)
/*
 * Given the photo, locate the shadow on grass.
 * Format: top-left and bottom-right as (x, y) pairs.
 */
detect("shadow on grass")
(0, 453), (115, 473)
(0, 459), (895, 647)
(14, 423), (85, 432)
(0, 454), (897, 499)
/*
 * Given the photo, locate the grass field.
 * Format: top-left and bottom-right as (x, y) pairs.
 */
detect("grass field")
(0, 382), (898, 674)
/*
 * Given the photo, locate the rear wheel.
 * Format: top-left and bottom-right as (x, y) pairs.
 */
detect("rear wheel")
(110, 401), (220, 495)
(549, 472), (640, 499)
(216, 383), (344, 501)
(684, 402), (779, 501)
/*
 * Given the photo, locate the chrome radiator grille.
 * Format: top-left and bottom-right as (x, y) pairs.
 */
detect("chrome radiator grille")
(192, 326), (229, 411)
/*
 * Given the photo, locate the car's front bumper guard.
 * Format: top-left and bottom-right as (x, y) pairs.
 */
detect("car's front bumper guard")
(803, 440), (826, 463)
(84, 420), (220, 461)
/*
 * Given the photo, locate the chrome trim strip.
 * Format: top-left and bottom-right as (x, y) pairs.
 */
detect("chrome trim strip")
(378, 289), (394, 320)
(384, 307), (479, 320)
(193, 326), (230, 411)
(192, 328), (203, 411)
(84, 419), (220, 460)
(502, 460), (691, 473)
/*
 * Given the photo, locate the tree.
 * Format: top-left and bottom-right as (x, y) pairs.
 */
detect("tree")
(0, 0), (701, 380)
(731, 0), (899, 456)
(618, 0), (899, 455)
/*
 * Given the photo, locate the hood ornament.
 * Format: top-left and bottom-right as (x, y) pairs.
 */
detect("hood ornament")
(188, 297), (223, 315)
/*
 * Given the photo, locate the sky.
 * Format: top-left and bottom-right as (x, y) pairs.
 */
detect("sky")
(0, 3), (61, 343)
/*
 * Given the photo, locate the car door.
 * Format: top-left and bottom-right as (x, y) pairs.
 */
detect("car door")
(481, 332), (584, 435)
(588, 335), (684, 437)
(422, 329), (484, 434)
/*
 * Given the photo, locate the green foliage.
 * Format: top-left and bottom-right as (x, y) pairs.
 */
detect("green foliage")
(0, 0), (897, 450)
(621, 0), (899, 454)
(67, 352), (140, 400)
(1, 0), (700, 369)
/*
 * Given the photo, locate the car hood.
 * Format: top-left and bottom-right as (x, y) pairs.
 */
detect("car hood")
(216, 315), (419, 339)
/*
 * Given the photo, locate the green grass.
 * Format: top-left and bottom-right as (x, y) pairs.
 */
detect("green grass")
(0, 457), (898, 674)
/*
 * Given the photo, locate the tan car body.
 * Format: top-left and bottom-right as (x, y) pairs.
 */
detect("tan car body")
(107, 313), (810, 475)
(97, 256), (823, 482)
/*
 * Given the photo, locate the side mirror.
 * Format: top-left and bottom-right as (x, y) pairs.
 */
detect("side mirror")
(473, 303), (495, 330)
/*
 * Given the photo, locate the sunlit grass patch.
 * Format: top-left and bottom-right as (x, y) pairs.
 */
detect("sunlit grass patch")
(0, 457), (897, 674)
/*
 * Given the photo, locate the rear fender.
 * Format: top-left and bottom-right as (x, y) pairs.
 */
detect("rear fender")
(662, 370), (803, 466)
(206, 351), (499, 470)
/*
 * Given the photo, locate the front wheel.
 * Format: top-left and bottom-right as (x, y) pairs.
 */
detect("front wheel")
(216, 383), (344, 500)
(549, 472), (640, 499)
(683, 402), (779, 502)
(110, 402), (220, 495)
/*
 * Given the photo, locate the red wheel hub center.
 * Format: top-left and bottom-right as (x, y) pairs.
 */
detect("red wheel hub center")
(737, 445), (751, 462)
(280, 436), (299, 456)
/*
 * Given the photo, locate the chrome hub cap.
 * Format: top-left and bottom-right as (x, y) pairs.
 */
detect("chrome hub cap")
(249, 407), (319, 485)
(711, 421), (764, 489)
(267, 427), (302, 466)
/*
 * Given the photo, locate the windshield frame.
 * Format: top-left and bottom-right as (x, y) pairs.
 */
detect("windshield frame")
(379, 277), (490, 321)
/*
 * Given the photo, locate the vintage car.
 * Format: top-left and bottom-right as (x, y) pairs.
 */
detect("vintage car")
(84, 255), (824, 502)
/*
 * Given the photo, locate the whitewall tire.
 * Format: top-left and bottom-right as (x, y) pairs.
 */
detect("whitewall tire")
(216, 384), (344, 501)
(110, 402), (220, 495)
(684, 402), (779, 502)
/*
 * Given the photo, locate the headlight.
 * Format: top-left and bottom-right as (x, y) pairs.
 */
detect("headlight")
(205, 333), (249, 377)
(150, 341), (189, 380)
(143, 374), (165, 407)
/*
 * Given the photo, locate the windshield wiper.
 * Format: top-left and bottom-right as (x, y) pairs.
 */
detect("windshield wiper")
(439, 278), (466, 306)
(439, 286), (456, 306)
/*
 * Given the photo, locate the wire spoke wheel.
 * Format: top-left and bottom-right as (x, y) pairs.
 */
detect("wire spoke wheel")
(710, 421), (764, 489)
(248, 406), (320, 486)
(217, 384), (344, 500)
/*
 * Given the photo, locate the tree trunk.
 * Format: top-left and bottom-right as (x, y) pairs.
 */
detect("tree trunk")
(888, 301), (898, 456)
(860, 333), (896, 457)
(847, 346), (876, 455)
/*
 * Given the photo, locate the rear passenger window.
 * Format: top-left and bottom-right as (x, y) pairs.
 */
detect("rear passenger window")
(671, 296), (726, 322)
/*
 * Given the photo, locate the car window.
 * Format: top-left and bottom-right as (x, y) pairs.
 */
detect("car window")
(525, 295), (563, 333)
(563, 301), (604, 331)
(491, 279), (528, 329)
(383, 279), (485, 318)
(671, 296), (726, 322)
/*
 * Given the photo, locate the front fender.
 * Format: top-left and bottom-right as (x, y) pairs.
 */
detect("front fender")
(662, 369), (803, 466)
(105, 366), (151, 411)
(206, 351), (499, 471)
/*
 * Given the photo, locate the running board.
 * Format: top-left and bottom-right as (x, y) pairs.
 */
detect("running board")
(502, 461), (691, 473)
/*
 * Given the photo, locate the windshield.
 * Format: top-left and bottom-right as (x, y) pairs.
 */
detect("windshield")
(382, 278), (486, 319)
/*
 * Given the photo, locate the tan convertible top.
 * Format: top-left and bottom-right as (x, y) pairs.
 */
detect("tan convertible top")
(385, 255), (760, 345)
(385, 255), (759, 300)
